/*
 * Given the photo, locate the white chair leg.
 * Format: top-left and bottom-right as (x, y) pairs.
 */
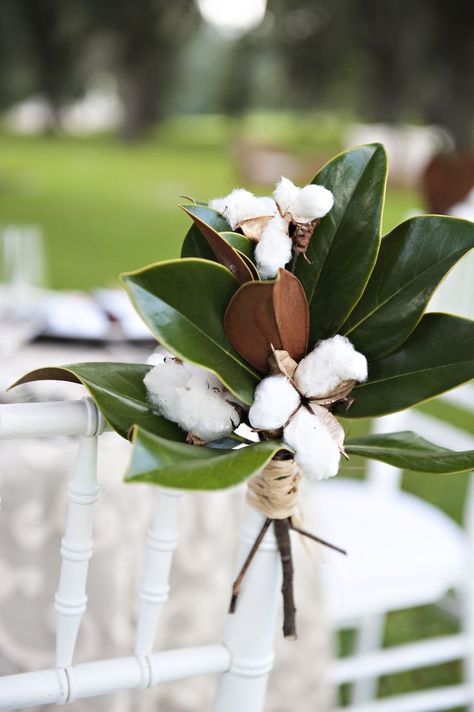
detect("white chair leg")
(212, 504), (281, 712)
(135, 489), (181, 658)
(350, 613), (386, 705)
(55, 434), (99, 669)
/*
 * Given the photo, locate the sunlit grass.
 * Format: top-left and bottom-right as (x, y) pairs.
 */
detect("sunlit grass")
(0, 121), (421, 289)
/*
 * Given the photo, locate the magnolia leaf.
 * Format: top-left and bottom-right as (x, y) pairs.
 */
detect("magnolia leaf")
(236, 249), (259, 280)
(11, 363), (184, 441)
(342, 313), (474, 418)
(122, 258), (259, 405)
(295, 144), (387, 343)
(342, 216), (474, 358)
(181, 204), (230, 260)
(224, 269), (309, 372)
(181, 205), (253, 283)
(221, 232), (255, 259)
(125, 427), (287, 490)
(346, 431), (474, 474)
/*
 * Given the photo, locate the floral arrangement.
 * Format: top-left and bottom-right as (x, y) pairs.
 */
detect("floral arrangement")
(16, 144), (474, 638)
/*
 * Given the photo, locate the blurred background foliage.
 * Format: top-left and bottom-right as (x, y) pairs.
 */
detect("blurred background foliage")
(0, 0), (473, 705)
(0, 0), (472, 289)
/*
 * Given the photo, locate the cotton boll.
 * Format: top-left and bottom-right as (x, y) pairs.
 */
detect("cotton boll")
(249, 375), (300, 430)
(283, 407), (341, 481)
(273, 176), (300, 215)
(209, 189), (276, 230)
(144, 359), (188, 414)
(144, 360), (242, 441)
(147, 345), (173, 365)
(255, 214), (293, 278)
(295, 335), (368, 398)
(290, 184), (334, 222)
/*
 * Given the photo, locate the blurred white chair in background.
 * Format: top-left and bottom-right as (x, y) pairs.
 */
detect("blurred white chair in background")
(314, 242), (474, 711)
(313, 405), (474, 711)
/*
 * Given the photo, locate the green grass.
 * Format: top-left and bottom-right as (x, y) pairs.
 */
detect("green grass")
(0, 122), (420, 289)
(0, 119), (470, 706)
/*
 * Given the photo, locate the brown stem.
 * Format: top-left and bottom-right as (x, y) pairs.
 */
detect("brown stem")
(229, 517), (272, 613)
(290, 522), (347, 556)
(274, 518), (297, 640)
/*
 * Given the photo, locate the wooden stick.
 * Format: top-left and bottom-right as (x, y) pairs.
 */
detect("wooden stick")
(229, 517), (272, 613)
(274, 518), (297, 640)
(290, 522), (347, 556)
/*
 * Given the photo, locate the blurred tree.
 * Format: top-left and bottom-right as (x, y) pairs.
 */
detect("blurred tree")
(263, 0), (473, 148)
(0, 0), (86, 130)
(83, 0), (201, 140)
(0, 0), (201, 139)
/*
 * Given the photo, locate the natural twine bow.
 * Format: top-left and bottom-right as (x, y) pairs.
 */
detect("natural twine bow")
(246, 457), (301, 519)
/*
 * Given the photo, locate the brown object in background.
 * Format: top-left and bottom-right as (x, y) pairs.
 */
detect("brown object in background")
(422, 152), (474, 214)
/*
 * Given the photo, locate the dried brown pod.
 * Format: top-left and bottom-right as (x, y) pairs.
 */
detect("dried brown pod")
(238, 215), (274, 241)
(268, 349), (298, 381)
(182, 207), (254, 284)
(309, 379), (356, 407)
(292, 218), (320, 255)
(186, 432), (207, 446)
(224, 269), (309, 372)
(307, 403), (348, 458)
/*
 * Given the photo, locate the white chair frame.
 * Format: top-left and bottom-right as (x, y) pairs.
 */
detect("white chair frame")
(326, 392), (474, 712)
(0, 398), (282, 711)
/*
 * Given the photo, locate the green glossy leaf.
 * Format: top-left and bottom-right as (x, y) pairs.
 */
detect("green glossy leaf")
(181, 205), (253, 283)
(181, 204), (231, 260)
(221, 232), (255, 260)
(125, 427), (287, 490)
(342, 216), (474, 358)
(346, 431), (474, 474)
(295, 144), (387, 343)
(12, 363), (184, 441)
(343, 313), (474, 418)
(122, 258), (259, 405)
(236, 249), (259, 280)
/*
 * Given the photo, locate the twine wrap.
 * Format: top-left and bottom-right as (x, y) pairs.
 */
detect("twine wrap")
(247, 458), (301, 519)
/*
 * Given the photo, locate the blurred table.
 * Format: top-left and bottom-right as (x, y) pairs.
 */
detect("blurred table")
(0, 340), (332, 712)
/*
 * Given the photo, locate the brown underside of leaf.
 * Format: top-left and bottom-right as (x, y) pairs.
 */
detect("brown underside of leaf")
(182, 207), (254, 284)
(9, 367), (81, 390)
(224, 269), (309, 372)
(238, 215), (274, 241)
(236, 249), (260, 280)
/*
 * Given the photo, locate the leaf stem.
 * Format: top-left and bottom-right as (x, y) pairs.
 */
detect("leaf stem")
(274, 517), (297, 639)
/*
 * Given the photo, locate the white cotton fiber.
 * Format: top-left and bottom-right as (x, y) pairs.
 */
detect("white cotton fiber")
(274, 177), (334, 223)
(209, 189), (276, 230)
(283, 407), (341, 481)
(146, 345), (172, 365)
(273, 176), (300, 215)
(249, 375), (301, 430)
(291, 184), (334, 222)
(144, 359), (242, 441)
(254, 214), (293, 278)
(295, 335), (368, 398)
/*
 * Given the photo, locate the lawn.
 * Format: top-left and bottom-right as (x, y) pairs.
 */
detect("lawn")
(0, 118), (472, 706)
(0, 118), (420, 289)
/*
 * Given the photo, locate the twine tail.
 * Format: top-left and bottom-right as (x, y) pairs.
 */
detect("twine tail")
(290, 520), (347, 556)
(229, 517), (272, 613)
